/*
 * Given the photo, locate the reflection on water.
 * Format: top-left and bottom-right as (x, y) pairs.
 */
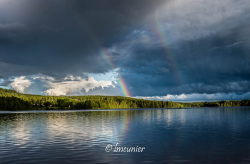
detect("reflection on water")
(0, 108), (250, 163)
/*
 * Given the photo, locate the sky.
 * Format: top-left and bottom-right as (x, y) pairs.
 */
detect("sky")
(0, 0), (250, 101)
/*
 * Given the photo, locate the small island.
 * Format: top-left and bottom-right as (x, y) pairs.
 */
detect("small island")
(0, 88), (249, 111)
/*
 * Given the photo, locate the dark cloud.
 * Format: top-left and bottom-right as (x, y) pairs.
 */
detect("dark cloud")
(111, 22), (250, 96)
(1, 0), (250, 98)
(0, 0), (166, 76)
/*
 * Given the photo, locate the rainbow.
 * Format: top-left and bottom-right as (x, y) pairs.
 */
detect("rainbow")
(118, 77), (131, 97)
(75, 14), (180, 96)
(73, 17), (132, 97)
(100, 48), (132, 97)
(151, 13), (182, 85)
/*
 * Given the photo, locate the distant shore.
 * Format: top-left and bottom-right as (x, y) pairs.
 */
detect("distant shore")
(1, 106), (250, 114)
(0, 88), (249, 111)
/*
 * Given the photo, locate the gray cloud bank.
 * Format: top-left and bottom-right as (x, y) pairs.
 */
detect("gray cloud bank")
(136, 92), (250, 102)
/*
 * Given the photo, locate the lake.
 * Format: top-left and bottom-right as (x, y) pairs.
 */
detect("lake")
(0, 107), (250, 164)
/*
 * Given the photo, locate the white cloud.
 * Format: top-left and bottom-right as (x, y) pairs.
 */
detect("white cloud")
(63, 75), (82, 81)
(10, 76), (32, 93)
(44, 76), (115, 96)
(30, 74), (55, 81)
(3, 73), (119, 96)
(136, 92), (250, 102)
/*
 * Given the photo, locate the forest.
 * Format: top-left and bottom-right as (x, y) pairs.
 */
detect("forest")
(0, 88), (249, 110)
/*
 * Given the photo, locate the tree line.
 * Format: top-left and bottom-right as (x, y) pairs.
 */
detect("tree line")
(0, 88), (249, 110)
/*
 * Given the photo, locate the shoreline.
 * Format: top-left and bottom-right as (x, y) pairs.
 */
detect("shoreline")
(0, 106), (249, 114)
(1, 88), (250, 111)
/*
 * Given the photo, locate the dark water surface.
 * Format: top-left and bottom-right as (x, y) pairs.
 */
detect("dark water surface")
(0, 107), (250, 164)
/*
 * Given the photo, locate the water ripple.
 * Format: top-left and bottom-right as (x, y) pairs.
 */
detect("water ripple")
(0, 108), (250, 163)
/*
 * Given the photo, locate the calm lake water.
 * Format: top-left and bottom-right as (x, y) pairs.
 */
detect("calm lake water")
(0, 107), (250, 164)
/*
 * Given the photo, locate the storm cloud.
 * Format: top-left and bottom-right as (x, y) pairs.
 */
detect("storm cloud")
(107, 0), (250, 96)
(0, 0), (166, 76)
(0, 0), (250, 99)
